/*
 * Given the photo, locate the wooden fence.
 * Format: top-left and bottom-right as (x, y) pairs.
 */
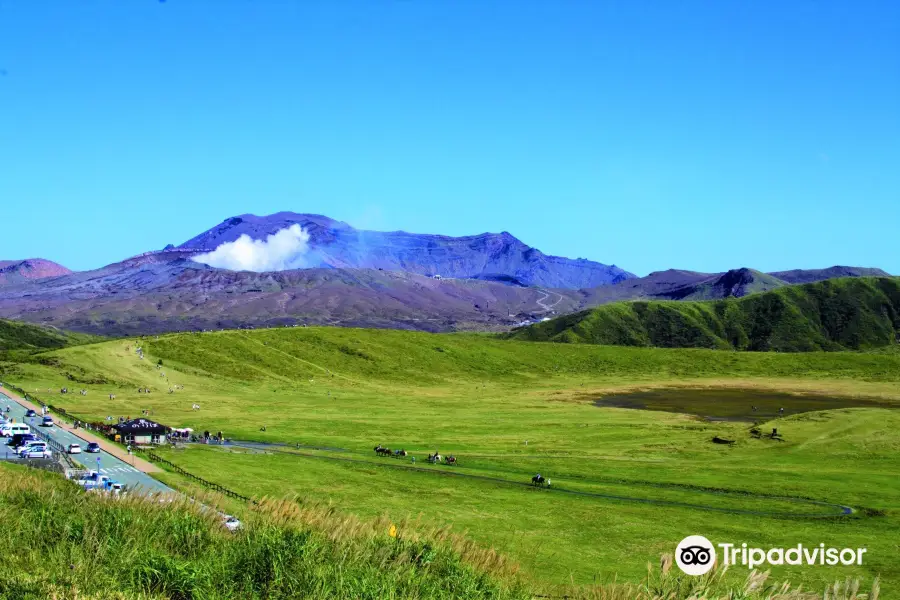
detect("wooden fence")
(143, 450), (255, 503)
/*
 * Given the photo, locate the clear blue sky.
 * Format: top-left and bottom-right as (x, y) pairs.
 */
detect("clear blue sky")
(1, 1), (898, 276)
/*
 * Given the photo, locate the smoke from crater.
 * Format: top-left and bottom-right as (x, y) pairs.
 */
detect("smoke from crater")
(192, 224), (311, 272)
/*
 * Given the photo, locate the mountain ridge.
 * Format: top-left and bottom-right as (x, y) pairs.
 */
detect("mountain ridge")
(176, 212), (635, 289)
(0, 212), (892, 336)
(509, 276), (900, 352)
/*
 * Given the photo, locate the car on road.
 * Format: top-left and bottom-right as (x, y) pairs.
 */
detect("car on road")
(223, 516), (242, 532)
(19, 444), (51, 459)
(88, 480), (124, 495)
(75, 472), (111, 489)
(24, 409), (37, 418)
(68, 443), (82, 454)
(85, 442), (101, 453)
(40, 416), (53, 427)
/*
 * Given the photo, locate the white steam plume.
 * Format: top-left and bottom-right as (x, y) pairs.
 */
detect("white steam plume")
(192, 224), (311, 272)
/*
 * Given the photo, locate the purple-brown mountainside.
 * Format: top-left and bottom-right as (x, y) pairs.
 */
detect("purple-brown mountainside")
(0, 259), (72, 286)
(0, 213), (890, 336)
(0, 250), (582, 335)
(177, 212), (635, 289)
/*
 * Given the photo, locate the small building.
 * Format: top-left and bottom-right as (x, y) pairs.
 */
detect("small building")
(112, 418), (167, 445)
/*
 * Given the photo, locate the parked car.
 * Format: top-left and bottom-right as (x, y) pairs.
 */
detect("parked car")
(20, 444), (51, 459)
(7, 433), (37, 447)
(1, 423), (30, 437)
(40, 416), (53, 427)
(14, 440), (46, 454)
(68, 443), (82, 454)
(24, 409), (37, 418)
(85, 442), (101, 453)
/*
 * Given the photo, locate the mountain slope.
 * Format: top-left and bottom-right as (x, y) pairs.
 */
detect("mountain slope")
(578, 265), (888, 306)
(177, 212), (634, 288)
(769, 266), (892, 284)
(0, 254), (891, 337)
(577, 267), (786, 305)
(509, 277), (900, 351)
(0, 251), (581, 335)
(0, 258), (71, 285)
(666, 268), (787, 300)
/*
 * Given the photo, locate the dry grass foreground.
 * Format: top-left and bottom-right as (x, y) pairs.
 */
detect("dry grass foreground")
(0, 462), (881, 600)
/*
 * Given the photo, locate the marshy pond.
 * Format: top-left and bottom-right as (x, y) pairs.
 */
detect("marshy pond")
(594, 389), (897, 421)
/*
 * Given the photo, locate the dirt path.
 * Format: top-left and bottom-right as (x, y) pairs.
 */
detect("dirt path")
(535, 289), (564, 312)
(0, 387), (162, 473)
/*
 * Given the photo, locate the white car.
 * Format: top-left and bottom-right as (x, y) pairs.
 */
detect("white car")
(68, 443), (82, 454)
(20, 445), (51, 459)
(13, 441), (45, 454)
(223, 516), (242, 532)
(75, 472), (111, 489)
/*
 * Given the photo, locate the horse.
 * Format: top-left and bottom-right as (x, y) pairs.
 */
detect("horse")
(531, 474), (548, 487)
(375, 446), (392, 456)
(444, 455), (457, 465)
(427, 453), (441, 464)
(393, 449), (407, 458)
(80, 389), (87, 396)
(108, 394), (116, 400)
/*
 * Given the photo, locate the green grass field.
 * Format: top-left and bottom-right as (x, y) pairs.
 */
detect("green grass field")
(2, 326), (899, 595)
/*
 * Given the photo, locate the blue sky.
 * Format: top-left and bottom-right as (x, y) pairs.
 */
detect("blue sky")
(0, 1), (898, 276)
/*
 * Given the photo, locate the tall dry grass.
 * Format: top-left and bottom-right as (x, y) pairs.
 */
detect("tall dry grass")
(0, 464), (882, 600)
(546, 554), (880, 600)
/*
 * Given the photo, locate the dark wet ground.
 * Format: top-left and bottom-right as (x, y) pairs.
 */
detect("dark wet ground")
(594, 389), (897, 421)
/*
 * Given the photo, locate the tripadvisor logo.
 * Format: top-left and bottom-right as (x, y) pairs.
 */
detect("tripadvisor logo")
(675, 536), (868, 575)
(675, 535), (716, 576)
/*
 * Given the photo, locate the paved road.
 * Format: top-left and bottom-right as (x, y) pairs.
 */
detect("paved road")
(0, 390), (172, 494)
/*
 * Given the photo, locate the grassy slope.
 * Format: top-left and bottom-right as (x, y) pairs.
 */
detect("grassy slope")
(0, 317), (99, 353)
(2, 463), (868, 600)
(0, 462), (525, 600)
(2, 328), (899, 592)
(511, 277), (900, 351)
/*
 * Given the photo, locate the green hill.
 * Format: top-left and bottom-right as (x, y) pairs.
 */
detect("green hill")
(0, 317), (99, 353)
(509, 276), (900, 351)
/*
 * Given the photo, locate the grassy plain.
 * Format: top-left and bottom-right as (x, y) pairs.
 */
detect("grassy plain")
(2, 327), (899, 594)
